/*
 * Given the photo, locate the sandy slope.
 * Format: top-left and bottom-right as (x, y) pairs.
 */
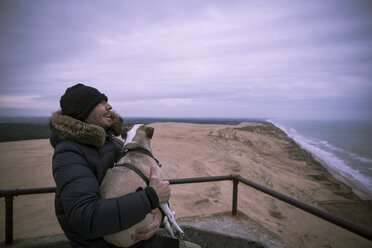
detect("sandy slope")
(0, 122), (371, 248)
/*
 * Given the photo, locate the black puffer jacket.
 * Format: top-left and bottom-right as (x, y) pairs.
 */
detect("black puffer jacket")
(49, 111), (154, 248)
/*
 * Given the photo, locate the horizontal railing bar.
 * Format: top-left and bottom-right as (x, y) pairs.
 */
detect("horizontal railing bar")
(167, 175), (233, 184)
(0, 187), (56, 197)
(236, 175), (372, 241)
(0, 176), (234, 198)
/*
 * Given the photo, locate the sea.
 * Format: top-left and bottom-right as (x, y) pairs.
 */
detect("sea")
(268, 119), (372, 200)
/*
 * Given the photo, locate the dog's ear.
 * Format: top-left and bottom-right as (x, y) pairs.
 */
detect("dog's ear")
(145, 126), (154, 139)
(121, 127), (129, 140)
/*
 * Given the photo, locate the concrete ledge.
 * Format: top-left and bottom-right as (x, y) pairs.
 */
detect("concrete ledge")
(174, 212), (283, 248)
(2, 212), (284, 248)
(2, 234), (69, 248)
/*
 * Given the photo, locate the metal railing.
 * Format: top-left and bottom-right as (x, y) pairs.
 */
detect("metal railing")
(1, 174), (372, 245)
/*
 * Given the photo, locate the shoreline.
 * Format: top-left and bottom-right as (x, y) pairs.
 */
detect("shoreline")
(313, 153), (372, 201)
(268, 121), (372, 201)
(1, 121), (372, 247)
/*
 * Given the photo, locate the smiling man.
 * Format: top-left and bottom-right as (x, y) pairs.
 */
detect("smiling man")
(85, 99), (113, 129)
(49, 83), (183, 248)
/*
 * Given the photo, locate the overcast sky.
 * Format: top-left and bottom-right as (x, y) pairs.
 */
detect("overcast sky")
(0, 0), (371, 120)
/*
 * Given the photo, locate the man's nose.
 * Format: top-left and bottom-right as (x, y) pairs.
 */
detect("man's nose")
(105, 102), (112, 110)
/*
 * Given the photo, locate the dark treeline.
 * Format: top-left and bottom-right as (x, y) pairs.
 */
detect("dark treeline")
(0, 122), (51, 142)
(0, 117), (263, 142)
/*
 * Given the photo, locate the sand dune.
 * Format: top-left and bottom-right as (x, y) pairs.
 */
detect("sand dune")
(0, 122), (371, 248)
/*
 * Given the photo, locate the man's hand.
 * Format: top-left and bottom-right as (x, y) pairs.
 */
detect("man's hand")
(149, 165), (170, 203)
(132, 208), (162, 242)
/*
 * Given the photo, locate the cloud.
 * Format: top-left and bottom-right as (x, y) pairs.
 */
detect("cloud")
(0, 94), (58, 116)
(0, 0), (371, 119)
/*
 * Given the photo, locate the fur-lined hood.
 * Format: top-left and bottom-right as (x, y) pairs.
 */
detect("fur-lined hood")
(50, 110), (123, 148)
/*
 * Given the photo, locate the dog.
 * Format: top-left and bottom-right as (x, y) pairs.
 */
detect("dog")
(100, 124), (184, 247)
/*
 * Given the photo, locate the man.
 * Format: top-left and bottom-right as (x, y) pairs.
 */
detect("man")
(50, 84), (199, 248)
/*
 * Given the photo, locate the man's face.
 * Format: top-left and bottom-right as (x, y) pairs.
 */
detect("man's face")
(85, 101), (113, 129)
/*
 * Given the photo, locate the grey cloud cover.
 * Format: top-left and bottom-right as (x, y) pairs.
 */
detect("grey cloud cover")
(0, 0), (371, 119)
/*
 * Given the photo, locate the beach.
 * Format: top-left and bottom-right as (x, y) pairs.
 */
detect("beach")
(0, 122), (371, 248)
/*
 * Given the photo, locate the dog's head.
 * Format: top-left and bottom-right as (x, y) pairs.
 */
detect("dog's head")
(121, 124), (154, 150)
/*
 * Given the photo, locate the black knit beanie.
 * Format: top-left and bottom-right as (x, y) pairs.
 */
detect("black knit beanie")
(60, 83), (108, 121)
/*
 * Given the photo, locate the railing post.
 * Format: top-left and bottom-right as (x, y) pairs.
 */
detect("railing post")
(5, 195), (14, 244)
(232, 175), (239, 216)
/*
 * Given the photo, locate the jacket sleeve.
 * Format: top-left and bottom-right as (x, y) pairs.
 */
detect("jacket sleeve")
(53, 141), (153, 239)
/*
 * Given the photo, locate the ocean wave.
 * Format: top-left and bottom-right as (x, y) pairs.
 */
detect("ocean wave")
(317, 139), (372, 164)
(268, 119), (372, 198)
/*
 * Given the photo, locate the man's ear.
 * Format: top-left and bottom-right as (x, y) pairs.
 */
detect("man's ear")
(145, 126), (154, 139)
(121, 127), (129, 140)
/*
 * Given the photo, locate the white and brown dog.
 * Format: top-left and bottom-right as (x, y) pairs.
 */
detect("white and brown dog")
(100, 124), (183, 247)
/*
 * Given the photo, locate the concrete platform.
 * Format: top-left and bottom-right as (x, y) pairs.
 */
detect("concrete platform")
(2, 212), (284, 248)
(174, 211), (283, 248)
